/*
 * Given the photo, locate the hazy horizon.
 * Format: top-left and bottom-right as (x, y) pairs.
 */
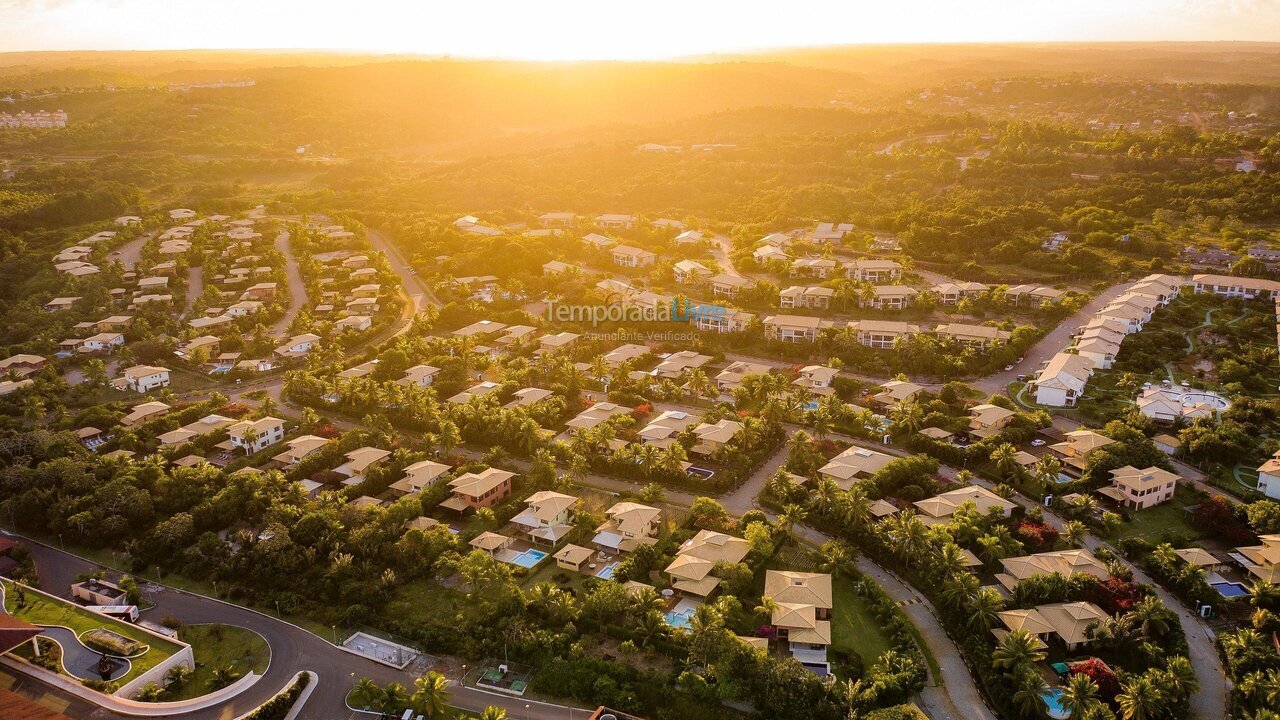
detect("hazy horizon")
(2, 0), (1280, 60)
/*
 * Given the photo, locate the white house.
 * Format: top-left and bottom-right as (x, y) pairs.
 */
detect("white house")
(121, 365), (170, 393)
(227, 416), (286, 454)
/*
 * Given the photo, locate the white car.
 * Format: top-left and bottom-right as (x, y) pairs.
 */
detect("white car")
(1004, 365), (1014, 371)
(1031, 439), (1046, 447)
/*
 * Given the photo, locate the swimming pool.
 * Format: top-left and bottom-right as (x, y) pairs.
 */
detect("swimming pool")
(664, 609), (693, 629)
(1210, 580), (1250, 599)
(1041, 689), (1069, 720)
(596, 562), (619, 580)
(509, 549), (548, 568)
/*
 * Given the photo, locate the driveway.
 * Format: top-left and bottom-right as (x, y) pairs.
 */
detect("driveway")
(182, 265), (203, 317)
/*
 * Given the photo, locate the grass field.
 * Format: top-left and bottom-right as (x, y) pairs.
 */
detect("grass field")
(161, 624), (270, 700)
(2, 579), (183, 684)
(1103, 486), (1208, 544)
(830, 577), (894, 668)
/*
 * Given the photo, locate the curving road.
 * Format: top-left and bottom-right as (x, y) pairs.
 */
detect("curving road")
(271, 231), (308, 336)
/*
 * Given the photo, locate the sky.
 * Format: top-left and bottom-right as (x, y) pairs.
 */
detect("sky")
(1, 0), (1279, 60)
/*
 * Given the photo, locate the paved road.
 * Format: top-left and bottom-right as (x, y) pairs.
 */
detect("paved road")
(7, 536), (593, 720)
(271, 231), (308, 336)
(182, 266), (203, 318)
(971, 281), (1133, 394)
(110, 233), (151, 272)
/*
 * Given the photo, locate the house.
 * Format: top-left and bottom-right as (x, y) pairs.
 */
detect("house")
(274, 333), (321, 358)
(932, 281), (989, 304)
(759, 232), (792, 248)
(176, 336), (220, 361)
(554, 544), (596, 572)
(1152, 433), (1183, 456)
(715, 360), (772, 394)
(0, 354), (47, 377)
(934, 323), (1012, 349)
(388, 460), (451, 495)
(791, 257), (838, 279)
(1256, 451), (1280, 500)
(271, 435), (329, 466)
(512, 491), (578, 545)
(582, 233), (617, 250)
(968, 404), (1016, 438)
(997, 602), (1108, 651)
(540, 212), (576, 228)
(793, 365), (838, 396)
(333, 447), (391, 487)
(122, 401), (170, 426)
(914, 486), (1016, 523)
(81, 332), (125, 353)
(0, 379), (34, 395)
(763, 570), (833, 673)
(337, 359), (379, 380)
(505, 387), (555, 408)
(653, 350), (713, 378)
(866, 285), (917, 310)
(601, 343), (651, 367)
(454, 215), (503, 236)
(691, 419), (743, 456)
(351, 284), (381, 299)
(812, 221), (849, 243)
(845, 259), (902, 283)
(849, 320), (921, 349)
(336, 315), (372, 332)
(673, 259), (712, 284)
(1049, 429), (1115, 476)
(664, 529), (751, 596)
(594, 502), (662, 553)
(43, 296), (81, 312)
(1235, 535), (1280, 583)
(1074, 337), (1122, 370)
(538, 332), (581, 354)
(674, 230), (703, 244)
(496, 325), (538, 347)
(121, 365), (170, 393)
(565, 401), (631, 435)
(1136, 387), (1220, 423)
(447, 380), (501, 404)
(779, 286), (834, 310)
(1030, 353), (1095, 407)
(470, 532), (514, 556)
(819, 445), (895, 489)
(226, 416), (286, 454)
(1181, 246), (1239, 268)
(611, 245), (656, 268)
(157, 414), (235, 446)
(542, 260), (579, 276)
(872, 379), (925, 406)
(692, 307), (754, 334)
(452, 320), (507, 338)
(710, 274), (752, 297)
(998, 549), (1110, 591)
(763, 314), (831, 343)
(96, 316), (133, 332)
(439, 468), (516, 512)
(1096, 302), (1148, 334)
(1099, 465), (1180, 510)
(1191, 274), (1280, 301)
(241, 282), (277, 301)
(753, 245), (790, 264)
(638, 410), (702, 449)
(596, 214), (636, 231)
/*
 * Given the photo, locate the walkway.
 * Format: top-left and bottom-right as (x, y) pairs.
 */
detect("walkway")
(182, 265), (203, 317)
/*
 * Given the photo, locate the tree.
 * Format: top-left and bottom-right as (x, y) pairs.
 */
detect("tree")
(1061, 520), (1087, 548)
(992, 629), (1046, 674)
(134, 682), (164, 702)
(411, 671), (451, 718)
(350, 677), (386, 710)
(479, 708), (508, 720)
(1059, 672), (1101, 720)
(208, 665), (242, 690)
(1116, 675), (1162, 720)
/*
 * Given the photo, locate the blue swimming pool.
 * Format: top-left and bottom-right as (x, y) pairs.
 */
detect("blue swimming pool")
(664, 610), (693, 629)
(510, 549), (548, 568)
(1041, 689), (1069, 720)
(1210, 580), (1250, 598)
(596, 561), (619, 580)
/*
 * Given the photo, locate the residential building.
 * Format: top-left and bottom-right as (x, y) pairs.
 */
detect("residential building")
(226, 416), (286, 454)
(1235, 535), (1280, 583)
(998, 549), (1110, 591)
(819, 445), (894, 489)
(121, 401), (170, 426)
(793, 365), (838, 396)
(611, 245), (656, 268)
(554, 544), (595, 572)
(845, 259), (902, 283)
(763, 314), (831, 343)
(692, 307), (753, 334)
(512, 491), (578, 545)
(849, 320), (921, 349)
(791, 257), (838, 279)
(1100, 466), (1179, 510)
(691, 419), (743, 456)
(0, 354), (47, 377)
(664, 529), (751, 596)
(1030, 353), (1095, 407)
(582, 233), (616, 250)
(452, 320), (507, 338)
(763, 571), (834, 674)
(710, 274), (751, 297)
(271, 435), (329, 466)
(274, 333), (321, 358)
(81, 332), (125, 353)
(594, 502), (662, 553)
(336, 315), (372, 332)
(653, 350), (712, 378)
(505, 387), (555, 408)
(779, 286), (834, 310)
(715, 360), (772, 395)
(914, 486), (1016, 523)
(121, 365), (170, 393)
(538, 332), (581, 354)
(447, 380), (501, 404)
(596, 214), (636, 231)
(932, 281), (989, 304)
(333, 447), (391, 486)
(638, 410), (701, 449)
(997, 602), (1109, 651)
(440, 468), (516, 511)
(388, 460), (451, 494)
(934, 323), (1012, 349)
(1256, 451), (1280, 500)
(968, 404), (1016, 438)
(565, 402), (631, 435)
(872, 379), (925, 406)
(753, 245), (790, 264)
(601, 343), (651, 367)
(539, 212), (575, 228)
(673, 259), (712, 283)
(1192, 273), (1280, 301)
(542, 260), (578, 276)
(865, 285), (917, 310)
(1049, 429), (1115, 476)
(1135, 387), (1219, 423)
(1004, 285), (1066, 307)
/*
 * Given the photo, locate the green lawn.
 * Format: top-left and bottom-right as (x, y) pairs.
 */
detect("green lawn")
(830, 576), (894, 669)
(2, 579), (183, 684)
(1103, 486), (1208, 544)
(161, 624), (270, 700)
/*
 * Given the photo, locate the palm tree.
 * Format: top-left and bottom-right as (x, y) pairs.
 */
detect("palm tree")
(1164, 655), (1198, 696)
(776, 504), (807, 537)
(817, 539), (857, 576)
(1248, 581), (1279, 610)
(1239, 668), (1280, 708)
(967, 587), (1004, 633)
(208, 665), (241, 690)
(685, 368), (715, 401)
(637, 609), (670, 648)
(889, 401), (924, 434)
(838, 487), (873, 531)
(940, 572), (980, 614)
(1128, 597), (1170, 640)
(1059, 672), (1101, 720)
(1116, 675), (1163, 720)
(1061, 521), (1087, 548)
(931, 543), (969, 580)
(754, 596), (780, 621)
(165, 664), (192, 690)
(134, 682), (164, 702)
(1034, 455), (1062, 487)
(990, 443), (1020, 480)
(350, 677), (386, 711)
(887, 513), (930, 567)
(479, 708), (508, 720)
(992, 629), (1046, 673)
(1011, 668), (1049, 720)
(382, 682), (408, 713)
(411, 671), (451, 717)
